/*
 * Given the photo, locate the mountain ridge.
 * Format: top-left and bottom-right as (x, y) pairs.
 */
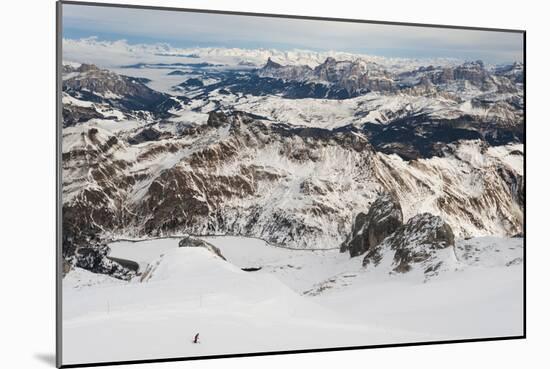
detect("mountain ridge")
(60, 58), (524, 278)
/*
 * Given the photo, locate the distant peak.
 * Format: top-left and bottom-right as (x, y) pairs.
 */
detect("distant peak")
(264, 57), (282, 69)
(462, 60), (485, 69)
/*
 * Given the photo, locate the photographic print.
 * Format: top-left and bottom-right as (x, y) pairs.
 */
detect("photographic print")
(58, 1), (525, 366)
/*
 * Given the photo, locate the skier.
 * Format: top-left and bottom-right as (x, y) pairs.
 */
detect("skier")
(193, 333), (200, 344)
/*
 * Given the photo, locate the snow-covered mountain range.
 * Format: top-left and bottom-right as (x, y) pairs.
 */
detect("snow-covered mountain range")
(61, 44), (523, 281)
(60, 40), (524, 361)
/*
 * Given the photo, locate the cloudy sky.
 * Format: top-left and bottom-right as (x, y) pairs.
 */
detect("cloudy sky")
(62, 3), (523, 64)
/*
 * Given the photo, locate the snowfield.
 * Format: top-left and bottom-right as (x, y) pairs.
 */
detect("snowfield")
(63, 236), (523, 365)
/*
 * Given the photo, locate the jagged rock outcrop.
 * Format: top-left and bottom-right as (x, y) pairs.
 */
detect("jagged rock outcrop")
(497, 166), (525, 208)
(178, 236), (226, 260)
(495, 62), (524, 84)
(399, 60), (520, 94)
(207, 111), (229, 128)
(363, 213), (455, 277)
(259, 57), (394, 96)
(128, 127), (164, 145)
(340, 193), (403, 257)
(66, 242), (135, 280)
(62, 104), (106, 127)
(257, 58), (522, 99)
(264, 57), (282, 69)
(259, 57), (314, 81)
(314, 57), (394, 93)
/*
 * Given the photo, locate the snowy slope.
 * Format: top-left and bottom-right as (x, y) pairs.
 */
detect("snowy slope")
(63, 235), (523, 365)
(63, 245), (425, 365)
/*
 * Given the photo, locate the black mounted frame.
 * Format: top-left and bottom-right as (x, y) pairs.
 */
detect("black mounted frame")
(56, 1), (527, 367)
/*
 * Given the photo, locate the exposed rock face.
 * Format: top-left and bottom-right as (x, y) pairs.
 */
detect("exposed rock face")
(257, 58), (522, 99)
(128, 127), (164, 145)
(340, 195), (456, 277)
(207, 111), (229, 128)
(340, 193), (403, 257)
(62, 104), (106, 127)
(264, 57), (283, 69)
(259, 57), (314, 81)
(313, 57), (394, 94)
(62, 259), (73, 277)
(259, 57), (394, 96)
(497, 166), (525, 208)
(178, 236), (226, 260)
(363, 213), (455, 277)
(399, 60), (519, 94)
(495, 62), (524, 84)
(71, 243), (135, 280)
(62, 108), (523, 255)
